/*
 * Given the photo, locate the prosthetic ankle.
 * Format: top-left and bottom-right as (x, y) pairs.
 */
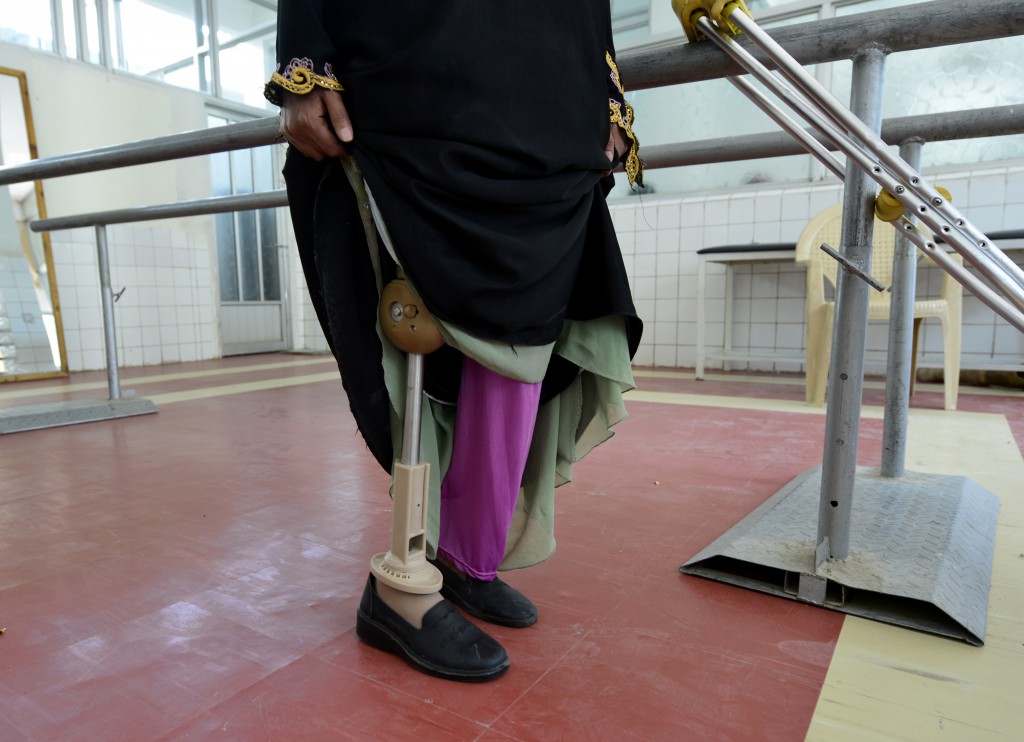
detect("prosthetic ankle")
(369, 267), (446, 600)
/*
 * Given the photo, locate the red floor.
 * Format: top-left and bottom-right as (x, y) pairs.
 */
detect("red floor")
(0, 356), (1019, 740)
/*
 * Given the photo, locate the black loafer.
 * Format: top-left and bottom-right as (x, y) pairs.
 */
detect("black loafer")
(430, 558), (538, 628)
(356, 575), (510, 682)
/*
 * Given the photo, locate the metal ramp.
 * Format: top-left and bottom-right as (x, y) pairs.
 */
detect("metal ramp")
(682, 467), (999, 645)
(0, 397), (157, 434)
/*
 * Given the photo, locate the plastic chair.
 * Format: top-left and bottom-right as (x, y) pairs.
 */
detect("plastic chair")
(795, 203), (962, 410)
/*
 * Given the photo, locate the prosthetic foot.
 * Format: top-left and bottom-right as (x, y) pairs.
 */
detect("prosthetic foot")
(355, 266), (510, 681)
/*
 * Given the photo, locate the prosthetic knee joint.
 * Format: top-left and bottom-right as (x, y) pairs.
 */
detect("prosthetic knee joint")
(370, 267), (446, 595)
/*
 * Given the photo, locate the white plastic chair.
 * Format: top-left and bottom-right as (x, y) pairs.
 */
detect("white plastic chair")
(795, 203), (963, 411)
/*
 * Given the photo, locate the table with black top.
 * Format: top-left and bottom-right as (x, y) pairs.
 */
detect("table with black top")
(695, 242), (800, 379)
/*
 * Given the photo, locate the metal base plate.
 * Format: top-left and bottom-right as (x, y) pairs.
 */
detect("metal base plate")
(0, 398), (158, 434)
(681, 466), (1000, 645)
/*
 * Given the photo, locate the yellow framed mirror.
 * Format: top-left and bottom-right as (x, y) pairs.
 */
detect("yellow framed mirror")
(0, 66), (67, 381)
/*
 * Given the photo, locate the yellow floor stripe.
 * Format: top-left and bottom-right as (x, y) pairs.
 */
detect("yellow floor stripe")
(147, 371), (339, 405)
(0, 356), (334, 402)
(806, 410), (1024, 741)
(632, 368), (1023, 398)
(627, 388), (884, 418)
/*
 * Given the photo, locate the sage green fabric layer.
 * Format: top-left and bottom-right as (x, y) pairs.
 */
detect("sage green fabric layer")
(382, 313), (635, 572)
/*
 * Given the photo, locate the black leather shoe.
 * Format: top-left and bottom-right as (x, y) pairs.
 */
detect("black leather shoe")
(430, 558), (538, 628)
(356, 575), (510, 682)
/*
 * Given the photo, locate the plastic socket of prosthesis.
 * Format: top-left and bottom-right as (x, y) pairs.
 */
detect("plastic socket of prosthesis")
(673, 0), (753, 42)
(379, 267), (445, 356)
(370, 461), (443, 594)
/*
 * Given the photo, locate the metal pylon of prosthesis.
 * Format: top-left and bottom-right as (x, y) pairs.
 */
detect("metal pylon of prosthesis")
(673, 0), (1007, 645)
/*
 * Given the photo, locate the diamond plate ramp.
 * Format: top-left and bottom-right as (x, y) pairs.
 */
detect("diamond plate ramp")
(681, 466), (999, 645)
(0, 397), (158, 434)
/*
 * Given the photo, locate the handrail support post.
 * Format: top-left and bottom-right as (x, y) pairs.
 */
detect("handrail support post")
(816, 47), (888, 566)
(881, 138), (925, 478)
(95, 224), (122, 400)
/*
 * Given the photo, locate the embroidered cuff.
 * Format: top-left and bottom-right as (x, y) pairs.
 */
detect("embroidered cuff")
(606, 52), (643, 188)
(264, 57), (343, 106)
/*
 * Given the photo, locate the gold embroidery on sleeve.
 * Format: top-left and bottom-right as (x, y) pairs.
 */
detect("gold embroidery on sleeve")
(606, 52), (625, 95)
(268, 58), (343, 97)
(606, 53), (643, 187)
(609, 99), (643, 188)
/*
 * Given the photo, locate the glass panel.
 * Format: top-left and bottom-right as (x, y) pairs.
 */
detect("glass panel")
(215, 0), (275, 44)
(215, 212), (239, 302)
(230, 149), (260, 301)
(0, 70), (65, 379)
(0, 3), (54, 52)
(84, 0), (103, 64)
(209, 118), (240, 302)
(835, 0), (935, 16)
(830, 35), (1024, 169)
(611, 0), (649, 43)
(748, 0), (807, 9)
(216, 0), (275, 108)
(61, 0), (78, 58)
(253, 148), (280, 301)
(218, 31), (276, 109)
(609, 8), (821, 197)
(762, 11), (819, 28)
(113, 0), (202, 90)
(613, 76), (813, 197)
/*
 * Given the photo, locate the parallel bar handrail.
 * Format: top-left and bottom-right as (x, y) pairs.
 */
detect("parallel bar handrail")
(11, 102), (1021, 219)
(641, 104), (1024, 169)
(623, 0), (1024, 91)
(30, 191), (288, 232)
(0, 117), (280, 186)
(29, 97), (1021, 233)
(1, 0), (1021, 188)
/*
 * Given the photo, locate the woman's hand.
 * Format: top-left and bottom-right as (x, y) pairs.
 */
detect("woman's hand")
(280, 88), (353, 161)
(604, 123), (628, 176)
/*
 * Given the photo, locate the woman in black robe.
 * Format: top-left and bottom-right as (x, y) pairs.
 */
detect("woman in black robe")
(268, 0), (644, 681)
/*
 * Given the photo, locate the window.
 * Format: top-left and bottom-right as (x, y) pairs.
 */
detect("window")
(609, 0), (1024, 197)
(612, 0), (651, 43)
(0, 3), (54, 52)
(208, 114), (281, 304)
(216, 0), (276, 108)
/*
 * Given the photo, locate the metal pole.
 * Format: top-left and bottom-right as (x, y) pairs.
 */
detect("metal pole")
(401, 353), (424, 466)
(94, 225), (122, 400)
(881, 139), (924, 478)
(816, 48), (887, 566)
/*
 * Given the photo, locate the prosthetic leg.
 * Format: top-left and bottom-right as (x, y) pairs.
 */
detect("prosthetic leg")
(340, 159), (510, 680)
(369, 267), (445, 595)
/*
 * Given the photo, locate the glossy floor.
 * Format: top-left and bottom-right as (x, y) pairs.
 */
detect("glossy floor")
(1, 355), (1021, 741)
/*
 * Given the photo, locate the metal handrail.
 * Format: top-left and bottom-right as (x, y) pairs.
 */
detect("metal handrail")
(1, 0), (1021, 188)
(622, 0), (1024, 91)
(0, 117), (279, 186)
(30, 191), (288, 232)
(22, 101), (1021, 232)
(640, 104), (1024, 169)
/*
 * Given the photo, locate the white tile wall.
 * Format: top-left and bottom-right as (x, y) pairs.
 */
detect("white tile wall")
(49, 221), (219, 372)
(44, 164), (1024, 375)
(611, 164), (1024, 373)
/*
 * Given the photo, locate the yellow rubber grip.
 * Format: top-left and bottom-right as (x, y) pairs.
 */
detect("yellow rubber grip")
(673, 0), (710, 42)
(875, 185), (954, 223)
(707, 0), (754, 35)
(874, 189), (905, 222)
